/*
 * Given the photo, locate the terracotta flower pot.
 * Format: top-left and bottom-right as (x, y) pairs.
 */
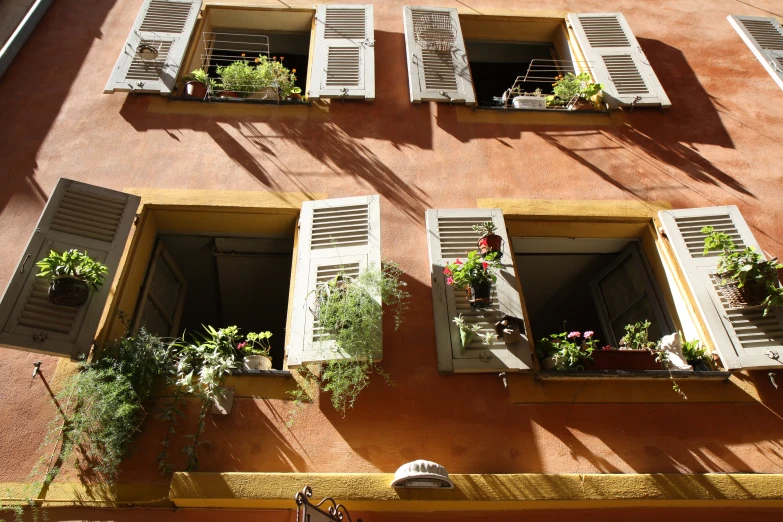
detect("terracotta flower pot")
(184, 81), (206, 98)
(478, 234), (503, 257)
(218, 90), (239, 98)
(48, 276), (90, 307)
(584, 350), (662, 370)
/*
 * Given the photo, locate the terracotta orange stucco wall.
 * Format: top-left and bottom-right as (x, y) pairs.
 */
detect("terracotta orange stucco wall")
(1, 0), (783, 508)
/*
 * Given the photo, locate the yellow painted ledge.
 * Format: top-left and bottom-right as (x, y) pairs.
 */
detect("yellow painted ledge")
(169, 473), (783, 510)
(0, 483), (171, 507)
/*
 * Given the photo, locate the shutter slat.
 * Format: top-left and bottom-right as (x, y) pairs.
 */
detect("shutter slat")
(426, 208), (532, 373)
(568, 12), (670, 108)
(105, 0), (202, 94)
(403, 6), (475, 104)
(0, 179), (140, 358)
(286, 196), (381, 368)
(728, 16), (783, 92)
(659, 206), (783, 370)
(310, 5), (374, 100)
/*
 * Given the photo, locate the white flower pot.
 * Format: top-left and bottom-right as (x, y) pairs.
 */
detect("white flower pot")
(513, 96), (546, 110)
(243, 355), (272, 371)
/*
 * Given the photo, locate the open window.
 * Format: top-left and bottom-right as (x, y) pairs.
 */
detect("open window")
(402, 6), (670, 109)
(0, 178), (382, 369)
(104, 0), (375, 101)
(513, 238), (674, 349)
(660, 206), (783, 370)
(728, 15), (783, 92)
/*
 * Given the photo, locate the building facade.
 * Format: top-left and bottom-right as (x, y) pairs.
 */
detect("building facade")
(1, 0), (783, 520)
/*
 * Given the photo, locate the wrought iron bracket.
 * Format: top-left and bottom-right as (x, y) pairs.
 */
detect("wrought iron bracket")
(295, 486), (362, 522)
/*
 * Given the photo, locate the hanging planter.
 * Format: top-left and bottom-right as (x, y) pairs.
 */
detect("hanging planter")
(717, 273), (771, 309)
(48, 276), (90, 307)
(472, 222), (503, 259)
(36, 249), (107, 308)
(444, 250), (502, 310)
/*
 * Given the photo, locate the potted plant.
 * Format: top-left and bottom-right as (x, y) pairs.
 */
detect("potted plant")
(238, 331), (274, 370)
(473, 222), (503, 258)
(537, 330), (598, 371)
(36, 249), (108, 306)
(546, 72), (603, 110)
(701, 226), (783, 315)
(504, 87), (546, 109)
(681, 335), (711, 371)
(587, 321), (663, 370)
(182, 68), (211, 98)
(443, 251), (502, 309)
(215, 55), (302, 100)
(453, 314), (493, 352)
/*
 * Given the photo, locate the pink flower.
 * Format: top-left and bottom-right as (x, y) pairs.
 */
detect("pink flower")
(602, 345), (612, 351)
(567, 331), (581, 339)
(454, 259), (463, 265)
(446, 276), (454, 285)
(482, 262), (489, 270)
(443, 267), (452, 275)
(479, 238), (488, 246)
(584, 331), (594, 339)
(237, 342), (247, 350)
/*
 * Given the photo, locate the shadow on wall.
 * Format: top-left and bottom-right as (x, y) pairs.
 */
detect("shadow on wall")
(0, 0), (118, 216)
(434, 38), (754, 204)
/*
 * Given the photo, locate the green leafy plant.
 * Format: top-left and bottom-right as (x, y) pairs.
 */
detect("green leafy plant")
(472, 221), (497, 237)
(215, 55), (302, 98)
(537, 330), (597, 371)
(304, 263), (409, 415)
(238, 331), (273, 357)
(36, 249), (108, 290)
(184, 68), (209, 84)
(681, 335), (708, 363)
(701, 226), (783, 315)
(453, 313), (493, 350)
(546, 72), (603, 108)
(620, 320), (660, 350)
(443, 250), (501, 289)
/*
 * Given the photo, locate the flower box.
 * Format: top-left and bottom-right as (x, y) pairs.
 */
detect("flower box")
(584, 350), (662, 371)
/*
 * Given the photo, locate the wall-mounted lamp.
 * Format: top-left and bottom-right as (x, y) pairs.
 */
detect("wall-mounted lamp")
(391, 460), (454, 489)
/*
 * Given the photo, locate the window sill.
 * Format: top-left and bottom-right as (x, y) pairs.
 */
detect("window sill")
(168, 95), (311, 106)
(472, 105), (609, 115)
(535, 370), (731, 381)
(228, 369), (291, 377)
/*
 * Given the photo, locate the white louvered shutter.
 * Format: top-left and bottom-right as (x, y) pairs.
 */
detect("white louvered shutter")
(104, 0), (202, 94)
(425, 209), (533, 373)
(659, 206), (783, 370)
(286, 196), (381, 368)
(133, 243), (187, 338)
(568, 13), (671, 108)
(402, 6), (476, 104)
(728, 16), (783, 91)
(310, 5), (375, 100)
(0, 179), (140, 359)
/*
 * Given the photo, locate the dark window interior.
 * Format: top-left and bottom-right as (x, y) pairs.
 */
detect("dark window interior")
(137, 235), (293, 370)
(465, 40), (557, 106)
(206, 30), (310, 96)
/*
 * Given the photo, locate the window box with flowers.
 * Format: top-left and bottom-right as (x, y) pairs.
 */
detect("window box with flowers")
(443, 251), (502, 309)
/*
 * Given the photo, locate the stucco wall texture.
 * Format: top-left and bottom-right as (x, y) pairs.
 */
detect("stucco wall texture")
(1, 0), (783, 502)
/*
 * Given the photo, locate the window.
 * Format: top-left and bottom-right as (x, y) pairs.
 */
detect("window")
(514, 238), (674, 347)
(728, 15), (783, 92)
(0, 178), (382, 369)
(402, 6), (671, 109)
(426, 206), (783, 374)
(104, 0), (376, 101)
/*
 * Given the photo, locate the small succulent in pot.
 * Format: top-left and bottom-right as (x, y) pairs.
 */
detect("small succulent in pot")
(182, 68), (212, 98)
(472, 221), (503, 257)
(36, 249), (108, 306)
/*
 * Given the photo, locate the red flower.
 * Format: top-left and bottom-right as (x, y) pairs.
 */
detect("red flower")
(482, 262), (489, 270)
(478, 238), (488, 246)
(443, 267), (452, 275)
(454, 259), (463, 265)
(446, 276), (454, 285)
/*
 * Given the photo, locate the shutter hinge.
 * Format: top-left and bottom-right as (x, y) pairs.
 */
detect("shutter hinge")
(764, 350), (780, 361)
(134, 213), (140, 225)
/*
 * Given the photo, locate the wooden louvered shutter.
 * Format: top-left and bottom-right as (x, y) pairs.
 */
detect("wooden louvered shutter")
(425, 209), (533, 373)
(133, 242), (187, 338)
(286, 196), (381, 368)
(402, 6), (475, 104)
(568, 13), (670, 108)
(310, 4), (375, 100)
(104, 0), (202, 94)
(659, 206), (783, 370)
(0, 179), (140, 359)
(728, 16), (783, 91)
